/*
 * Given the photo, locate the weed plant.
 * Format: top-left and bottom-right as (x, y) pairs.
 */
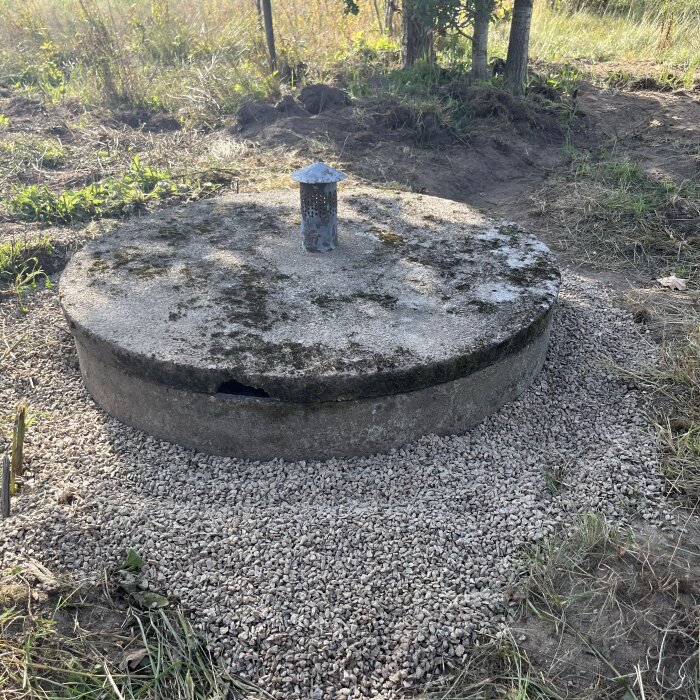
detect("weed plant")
(5, 155), (217, 224)
(0, 238), (53, 311)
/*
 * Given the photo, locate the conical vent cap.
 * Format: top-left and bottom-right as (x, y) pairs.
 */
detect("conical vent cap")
(291, 161), (347, 184)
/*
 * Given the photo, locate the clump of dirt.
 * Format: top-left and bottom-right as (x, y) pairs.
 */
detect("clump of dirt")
(0, 94), (44, 118)
(110, 109), (182, 132)
(462, 86), (532, 122)
(237, 98), (280, 127)
(275, 94), (309, 117)
(236, 94), (312, 129)
(367, 98), (448, 144)
(298, 83), (351, 114)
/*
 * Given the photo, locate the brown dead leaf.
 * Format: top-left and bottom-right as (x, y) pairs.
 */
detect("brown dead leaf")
(656, 275), (687, 291)
(121, 647), (149, 670)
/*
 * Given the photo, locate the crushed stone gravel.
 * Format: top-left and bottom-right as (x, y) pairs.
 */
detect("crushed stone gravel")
(0, 270), (668, 699)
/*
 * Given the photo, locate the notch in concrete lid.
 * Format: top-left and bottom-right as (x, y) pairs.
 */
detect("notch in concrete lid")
(290, 161), (347, 184)
(291, 161), (347, 253)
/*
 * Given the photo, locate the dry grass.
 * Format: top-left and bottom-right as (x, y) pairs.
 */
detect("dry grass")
(1, 0), (698, 124)
(0, 0), (374, 119)
(425, 513), (700, 700)
(621, 289), (700, 503)
(423, 633), (564, 699)
(492, 2), (700, 70)
(519, 513), (700, 699)
(532, 150), (700, 283)
(0, 557), (269, 700)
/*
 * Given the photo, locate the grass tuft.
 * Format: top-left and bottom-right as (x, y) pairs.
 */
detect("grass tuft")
(534, 150), (700, 282)
(425, 632), (564, 700)
(520, 514), (699, 699)
(0, 557), (269, 700)
(0, 238), (53, 311)
(631, 319), (700, 502)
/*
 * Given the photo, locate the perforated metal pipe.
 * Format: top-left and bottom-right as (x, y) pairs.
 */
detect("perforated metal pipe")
(291, 162), (347, 253)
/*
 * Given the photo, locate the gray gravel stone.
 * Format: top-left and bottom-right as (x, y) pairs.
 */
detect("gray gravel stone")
(0, 271), (666, 699)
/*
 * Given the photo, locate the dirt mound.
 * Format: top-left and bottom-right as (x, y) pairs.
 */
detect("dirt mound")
(366, 99), (447, 144)
(274, 94), (309, 117)
(237, 99), (279, 127)
(298, 83), (351, 114)
(464, 86), (531, 121)
(235, 95), (310, 130)
(1, 95), (44, 118)
(111, 109), (182, 132)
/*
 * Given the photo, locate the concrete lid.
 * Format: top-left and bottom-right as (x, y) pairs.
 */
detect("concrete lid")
(290, 162), (347, 184)
(60, 186), (560, 402)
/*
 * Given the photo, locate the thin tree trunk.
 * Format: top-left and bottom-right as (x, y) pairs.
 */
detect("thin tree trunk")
(505, 0), (534, 94)
(371, 0), (384, 33)
(260, 0), (277, 74)
(401, 0), (434, 68)
(255, 0), (263, 30)
(471, 0), (490, 83)
(384, 0), (395, 35)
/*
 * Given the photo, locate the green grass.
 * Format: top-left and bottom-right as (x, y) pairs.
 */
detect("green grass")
(5, 155), (218, 224)
(1, 138), (67, 170)
(0, 238), (53, 311)
(492, 2), (700, 68)
(534, 150), (700, 281)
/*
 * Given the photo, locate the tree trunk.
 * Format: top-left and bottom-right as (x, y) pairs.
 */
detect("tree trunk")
(505, 0), (534, 94)
(471, 0), (490, 83)
(371, 0), (384, 33)
(260, 0), (277, 74)
(384, 0), (395, 35)
(401, 0), (434, 68)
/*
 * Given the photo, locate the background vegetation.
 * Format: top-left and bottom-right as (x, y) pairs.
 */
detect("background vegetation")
(0, 0), (698, 123)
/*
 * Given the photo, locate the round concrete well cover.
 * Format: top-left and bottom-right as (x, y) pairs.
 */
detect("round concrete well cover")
(60, 186), (560, 459)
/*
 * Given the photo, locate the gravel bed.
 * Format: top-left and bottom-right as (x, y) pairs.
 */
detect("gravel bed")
(0, 271), (667, 699)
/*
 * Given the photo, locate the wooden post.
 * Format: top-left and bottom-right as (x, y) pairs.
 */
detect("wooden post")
(10, 403), (26, 496)
(260, 0), (277, 74)
(2, 454), (10, 518)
